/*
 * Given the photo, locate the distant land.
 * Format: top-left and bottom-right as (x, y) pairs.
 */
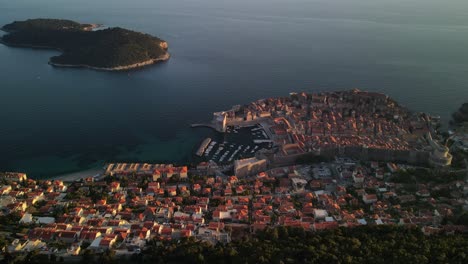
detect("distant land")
(0, 18), (170, 71)
(452, 102), (468, 125)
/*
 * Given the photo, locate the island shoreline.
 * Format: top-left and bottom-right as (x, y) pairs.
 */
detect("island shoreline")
(0, 38), (170, 71)
(48, 52), (170, 71)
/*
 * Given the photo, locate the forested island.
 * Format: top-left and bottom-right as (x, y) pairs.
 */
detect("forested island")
(0, 19), (170, 71)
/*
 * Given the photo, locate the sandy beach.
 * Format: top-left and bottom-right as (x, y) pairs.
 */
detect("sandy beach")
(52, 167), (103, 182)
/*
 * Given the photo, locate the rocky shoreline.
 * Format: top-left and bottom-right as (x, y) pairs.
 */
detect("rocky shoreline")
(49, 52), (170, 71)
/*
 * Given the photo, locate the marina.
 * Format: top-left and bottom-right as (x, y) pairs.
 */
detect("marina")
(193, 124), (272, 164)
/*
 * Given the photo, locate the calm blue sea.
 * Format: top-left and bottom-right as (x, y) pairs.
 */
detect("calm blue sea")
(1, 0), (468, 177)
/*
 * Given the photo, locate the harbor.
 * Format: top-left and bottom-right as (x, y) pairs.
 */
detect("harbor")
(193, 124), (272, 164)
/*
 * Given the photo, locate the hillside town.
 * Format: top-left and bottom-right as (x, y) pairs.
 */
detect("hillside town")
(0, 157), (467, 260)
(0, 91), (467, 262)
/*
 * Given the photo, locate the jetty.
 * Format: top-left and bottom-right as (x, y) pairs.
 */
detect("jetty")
(196, 138), (212, 156)
(191, 123), (217, 130)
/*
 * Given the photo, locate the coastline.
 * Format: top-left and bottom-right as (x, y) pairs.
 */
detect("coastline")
(51, 167), (103, 182)
(48, 52), (170, 71)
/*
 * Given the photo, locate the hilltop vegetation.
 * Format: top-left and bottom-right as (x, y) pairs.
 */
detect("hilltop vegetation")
(140, 226), (468, 264)
(70, 226), (467, 264)
(1, 18), (169, 70)
(4, 226), (464, 264)
(2, 18), (92, 32)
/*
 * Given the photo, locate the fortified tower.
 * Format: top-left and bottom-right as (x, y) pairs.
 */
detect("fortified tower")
(427, 133), (453, 167)
(213, 112), (227, 132)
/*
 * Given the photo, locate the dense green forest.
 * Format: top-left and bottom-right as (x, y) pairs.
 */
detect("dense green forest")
(2, 19), (91, 32)
(4, 226), (466, 264)
(1, 19), (169, 69)
(143, 226), (467, 264)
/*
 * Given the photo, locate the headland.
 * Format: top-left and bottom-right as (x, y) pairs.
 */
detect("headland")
(204, 89), (453, 168)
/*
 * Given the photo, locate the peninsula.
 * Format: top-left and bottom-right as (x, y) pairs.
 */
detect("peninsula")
(206, 89), (453, 168)
(0, 18), (170, 71)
